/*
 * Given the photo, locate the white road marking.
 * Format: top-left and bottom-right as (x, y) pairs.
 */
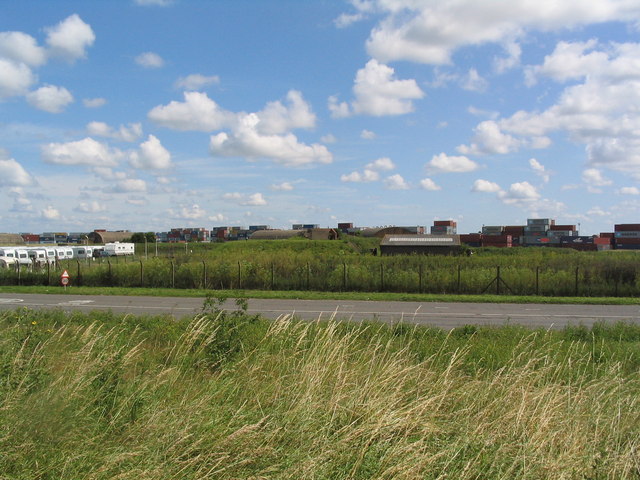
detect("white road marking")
(0, 298), (24, 304)
(57, 300), (95, 306)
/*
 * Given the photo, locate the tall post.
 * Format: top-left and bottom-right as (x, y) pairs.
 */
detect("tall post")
(271, 263), (275, 290)
(171, 261), (175, 288)
(140, 260), (144, 287)
(380, 263), (384, 291)
(496, 266), (501, 295)
(77, 261), (81, 287)
(418, 263), (423, 293)
(457, 265), (461, 293)
(306, 262), (310, 290)
(237, 261), (241, 289)
(343, 262), (347, 291)
(108, 260), (112, 287)
(202, 261), (207, 289)
(536, 266), (539, 296)
(575, 266), (579, 296)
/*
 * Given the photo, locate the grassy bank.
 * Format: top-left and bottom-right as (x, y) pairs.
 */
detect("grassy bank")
(1, 307), (639, 478)
(3, 284), (640, 305)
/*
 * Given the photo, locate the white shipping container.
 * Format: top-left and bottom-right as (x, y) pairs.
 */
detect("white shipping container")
(614, 231), (640, 238)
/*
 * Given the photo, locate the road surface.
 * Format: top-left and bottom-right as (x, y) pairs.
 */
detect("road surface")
(1, 292), (639, 329)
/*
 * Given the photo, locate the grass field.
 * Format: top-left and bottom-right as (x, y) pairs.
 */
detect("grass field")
(1, 305), (639, 479)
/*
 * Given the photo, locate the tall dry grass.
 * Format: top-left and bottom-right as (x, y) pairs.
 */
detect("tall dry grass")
(0, 309), (638, 479)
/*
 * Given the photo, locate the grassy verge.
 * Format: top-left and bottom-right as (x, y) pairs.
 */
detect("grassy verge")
(2, 284), (640, 305)
(1, 308), (639, 478)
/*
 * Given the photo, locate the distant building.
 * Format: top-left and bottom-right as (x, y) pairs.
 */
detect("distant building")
(88, 230), (132, 244)
(380, 234), (462, 256)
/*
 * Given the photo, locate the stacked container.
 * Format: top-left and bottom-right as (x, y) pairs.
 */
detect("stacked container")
(503, 225), (525, 246)
(481, 234), (512, 247)
(614, 224), (640, 250)
(523, 218), (553, 245)
(431, 220), (457, 235)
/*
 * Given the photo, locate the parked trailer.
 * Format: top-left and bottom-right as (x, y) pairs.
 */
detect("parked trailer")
(72, 246), (95, 260)
(26, 248), (49, 267)
(103, 242), (135, 256)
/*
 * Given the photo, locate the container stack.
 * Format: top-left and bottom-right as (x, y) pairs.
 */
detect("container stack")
(548, 224), (577, 237)
(523, 218), (557, 246)
(431, 220), (457, 235)
(560, 236), (597, 251)
(503, 225), (525, 246)
(460, 233), (482, 247)
(481, 225), (504, 235)
(613, 224), (640, 250)
(481, 234), (512, 248)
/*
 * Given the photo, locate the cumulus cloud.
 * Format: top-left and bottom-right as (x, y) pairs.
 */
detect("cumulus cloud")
(0, 31), (46, 66)
(135, 51), (164, 68)
(619, 186), (640, 195)
(45, 14), (95, 61)
(340, 169), (379, 183)
(360, 0), (640, 65)
(329, 59), (424, 117)
(107, 178), (147, 193)
(26, 85), (74, 113)
(129, 135), (172, 170)
(472, 179), (501, 193)
(168, 204), (207, 220)
(222, 192), (267, 206)
(498, 181), (541, 205)
(457, 121), (522, 155)
(42, 137), (121, 167)
(384, 174), (410, 190)
(209, 112), (331, 167)
(87, 121), (143, 142)
(419, 178), (441, 191)
(0, 59), (35, 99)
(582, 168), (612, 192)
(0, 158), (34, 186)
(255, 90), (316, 135)
(75, 201), (106, 213)
(148, 91), (235, 131)
(461, 68), (488, 92)
(366, 157), (395, 171)
(41, 205), (61, 220)
(361, 129), (376, 139)
(426, 153), (478, 174)
(174, 74), (220, 90)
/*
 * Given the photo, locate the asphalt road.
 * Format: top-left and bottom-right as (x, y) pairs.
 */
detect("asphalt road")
(1, 292), (639, 329)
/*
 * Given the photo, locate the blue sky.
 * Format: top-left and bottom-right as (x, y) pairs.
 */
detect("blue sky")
(2, 0), (640, 235)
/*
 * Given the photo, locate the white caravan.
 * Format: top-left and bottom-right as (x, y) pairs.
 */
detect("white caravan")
(72, 246), (95, 260)
(104, 242), (135, 256)
(27, 248), (49, 267)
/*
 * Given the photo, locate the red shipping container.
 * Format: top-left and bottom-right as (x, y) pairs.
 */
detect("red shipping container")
(460, 234), (482, 242)
(599, 232), (614, 238)
(434, 220), (456, 227)
(614, 237), (640, 245)
(594, 237), (611, 245)
(614, 224), (640, 231)
(550, 224), (576, 231)
(503, 226), (525, 234)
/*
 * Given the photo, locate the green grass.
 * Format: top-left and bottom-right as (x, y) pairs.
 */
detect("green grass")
(1, 307), (639, 479)
(3, 284), (640, 305)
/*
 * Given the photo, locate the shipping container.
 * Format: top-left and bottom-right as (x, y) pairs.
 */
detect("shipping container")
(431, 226), (456, 234)
(434, 220), (457, 227)
(549, 224), (576, 231)
(614, 231), (640, 238)
(482, 226), (504, 234)
(560, 236), (595, 244)
(527, 218), (554, 226)
(522, 236), (560, 245)
(548, 230), (576, 237)
(613, 237), (640, 245)
(524, 224), (548, 232)
(614, 244), (640, 250)
(337, 222), (353, 230)
(562, 244), (598, 251)
(600, 232), (614, 238)
(614, 224), (640, 231)
(503, 226), (525, 235)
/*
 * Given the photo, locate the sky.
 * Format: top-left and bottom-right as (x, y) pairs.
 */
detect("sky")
(2, 0), (640, 236)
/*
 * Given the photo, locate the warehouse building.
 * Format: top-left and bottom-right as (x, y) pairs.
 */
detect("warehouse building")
(380, 234), (462, 256)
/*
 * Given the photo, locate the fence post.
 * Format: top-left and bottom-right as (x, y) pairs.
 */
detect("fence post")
(237, 261), (241, 289)
(457, 265), (461, 293)
(77, 261), (81, 287)
(108, 260), (112, 287)
(575, 267), (579, 296)
(343, 262), (347, 291)
(496, 266), (501, 295)
(202, 261), (207, 289)
(418, 263), (423, 293)
(140, 260), (144, 287)
(47, 262), (50, 286)
(271, 263), (275, 290)
(380, 263), (384, 291)
(536, 266), (539, 296)
(171, 261), (175, 288)
(17, 262), (21, 286)
(306, 263), (310, 290)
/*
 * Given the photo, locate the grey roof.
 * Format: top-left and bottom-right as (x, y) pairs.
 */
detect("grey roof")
(88, 231), (132, 244)
(380, 234), (461, 247)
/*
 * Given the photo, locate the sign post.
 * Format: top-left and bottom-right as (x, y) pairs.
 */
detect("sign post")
(60, 270), (70, 290)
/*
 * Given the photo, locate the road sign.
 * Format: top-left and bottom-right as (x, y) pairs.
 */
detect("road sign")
(60, 270), (70, 287)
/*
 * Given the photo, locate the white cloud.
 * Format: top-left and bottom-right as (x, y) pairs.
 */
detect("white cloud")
(529, 158), (550, 183)
(171, 204), (206, 220)
(363, 0), (640, 65)
(457, 121), (522, 155)
(135, 51), (164, 68)
(243, 193), (267, 206)
(271, 182), (294, 191)
(209, 213), (226, 222)
(26, 85), (74, 113)
(209, 113), (332, 167)
(45, 14), (95, 61)
(498, 181), (541, 205)
(582, 168), (613, 190)
(321, 134), (337, 143)
(334, 12), (365, 28)
(361, 129), (376, 139)
(419, 178), (441, 191)
(340, 169), (379, 182)
(494, 41), (522, 74)
(366, 157), (395, 171)
(107, 178), (147, 193)
(461, 68), (488, 92)
(175, 74), (220, 90)
(42, 137), (121, 167)
(148, 91), (235, 131)
(223, 192), (243, 201)
(619, 187), (640, 195)
(0, 31), (46, 66)
(130, 135), (172, 170)
(427, 153), (478, 173)
(87, 121), (142, 142)
(83, 97), (106, 108)
(0, 158), (34, 186)
(255, 90), (316, 135)
(0, 59), (35, 99)
(385, 174), (410, 190)
(330, 59), (424, 117)
(75, 201), (106, 213)
(472, 179), (501, 193)
(41, 205), (61, 220)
